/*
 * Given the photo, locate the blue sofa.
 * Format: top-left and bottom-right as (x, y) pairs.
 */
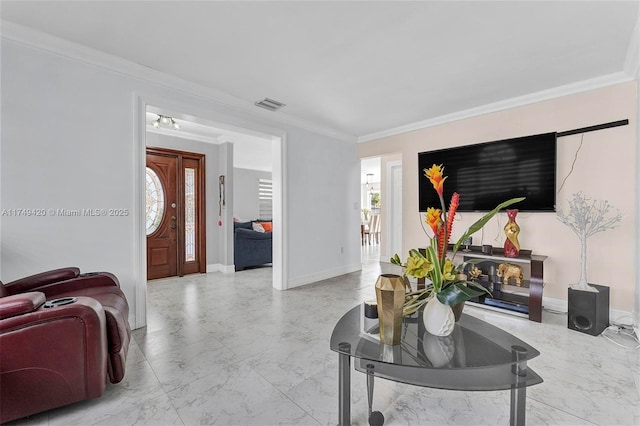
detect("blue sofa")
(234, 221), (272, 271)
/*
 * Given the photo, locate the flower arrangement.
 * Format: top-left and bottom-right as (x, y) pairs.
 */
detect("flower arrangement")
(391, 164), (524, 315)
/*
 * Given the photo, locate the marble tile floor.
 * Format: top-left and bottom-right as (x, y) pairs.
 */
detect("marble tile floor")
(10, 252), (640, 426)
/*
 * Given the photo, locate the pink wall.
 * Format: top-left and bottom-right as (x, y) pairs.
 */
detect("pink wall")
(358, 82), (637, 312)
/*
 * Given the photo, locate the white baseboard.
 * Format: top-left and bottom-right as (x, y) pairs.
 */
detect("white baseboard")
(220, 264), (235, 274)
(206, 263), (235, 274)
(543, 295), (634, 324)
(287, 263), (362, 289)
(542, 296), (568, 313)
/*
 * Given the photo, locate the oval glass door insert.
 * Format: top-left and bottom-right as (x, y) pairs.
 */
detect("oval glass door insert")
(146, 167), (165, 235)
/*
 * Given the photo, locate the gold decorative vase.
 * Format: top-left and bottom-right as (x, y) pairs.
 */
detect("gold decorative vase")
(375, 274), (405, 345)
(503, 209), (520, 258)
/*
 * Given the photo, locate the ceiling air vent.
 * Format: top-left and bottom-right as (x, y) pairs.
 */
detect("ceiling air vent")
(255, 98), (286, 112)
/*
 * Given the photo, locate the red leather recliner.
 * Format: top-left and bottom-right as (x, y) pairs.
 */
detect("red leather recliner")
(0, 267), (131, 422)
(0, 292), (108, 423)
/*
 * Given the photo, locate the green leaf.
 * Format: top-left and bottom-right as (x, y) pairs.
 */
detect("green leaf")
(436, 282), (489, 305)
(454, 258), (487, 273)
(464, 279), (492, 294)
(453, 197), (525, 252)
(390, 253), (403, 266)
(424, 243), (442, 291)
(408, 248), (426, 259)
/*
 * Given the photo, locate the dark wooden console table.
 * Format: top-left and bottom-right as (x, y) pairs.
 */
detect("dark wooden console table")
(418, 246), (546, 322)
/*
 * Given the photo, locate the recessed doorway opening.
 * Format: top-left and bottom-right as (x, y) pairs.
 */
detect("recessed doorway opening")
(134, 97), (287, 329)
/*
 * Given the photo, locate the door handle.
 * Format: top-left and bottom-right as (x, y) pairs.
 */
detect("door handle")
(171, 216), (177, 221)
(170, 224), (177, 229)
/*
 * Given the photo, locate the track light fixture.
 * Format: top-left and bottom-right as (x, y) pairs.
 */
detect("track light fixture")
(152, 114), (180, 130)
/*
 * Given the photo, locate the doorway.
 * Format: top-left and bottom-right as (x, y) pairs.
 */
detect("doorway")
(146, 147), (206, 280)
(135, 98), (287, 329)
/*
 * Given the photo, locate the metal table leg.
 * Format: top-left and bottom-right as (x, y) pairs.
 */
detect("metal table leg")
(510, 345), (528, 426)
(366, 364), (385, 426)
(338, 342), (351, 426)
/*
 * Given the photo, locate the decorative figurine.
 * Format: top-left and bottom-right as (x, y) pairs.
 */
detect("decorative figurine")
(497, 263), (524, 286)
(503, 209), (520, 258)
(468, 266), (483, 281)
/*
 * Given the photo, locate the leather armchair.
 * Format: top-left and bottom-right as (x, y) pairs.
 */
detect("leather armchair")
(0, 292), (108, 423)
(1, 267), (131, 384)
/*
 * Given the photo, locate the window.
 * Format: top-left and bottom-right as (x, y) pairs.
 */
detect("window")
(184, 168), (196, 262)
(145, 167), (165, 235)
(259, 178), (273, 220)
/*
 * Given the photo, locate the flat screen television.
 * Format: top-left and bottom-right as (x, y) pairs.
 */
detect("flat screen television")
(418, 132), (557, 212)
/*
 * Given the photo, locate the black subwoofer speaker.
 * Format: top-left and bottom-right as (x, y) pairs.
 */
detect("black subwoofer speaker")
(568, 284), (610, 336)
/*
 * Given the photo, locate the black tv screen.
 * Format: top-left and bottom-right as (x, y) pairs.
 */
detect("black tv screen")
(418, 132), (557, 212)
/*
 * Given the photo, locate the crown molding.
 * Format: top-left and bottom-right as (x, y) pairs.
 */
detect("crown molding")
(0, 20), (357, 144)
(358, 71), (635, 143)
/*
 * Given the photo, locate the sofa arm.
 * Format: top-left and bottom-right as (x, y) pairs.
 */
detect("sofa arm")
(0, 292), (46, 320)
(235, 228), (273, 240)
(3, 267), (80, 293)
(6, 272), (120, 298)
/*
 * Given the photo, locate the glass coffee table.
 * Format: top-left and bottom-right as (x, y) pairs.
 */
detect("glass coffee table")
(330, 304), (543, 426)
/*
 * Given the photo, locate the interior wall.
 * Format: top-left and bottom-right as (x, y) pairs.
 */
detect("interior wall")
(286, 127), (362, 286)
(218, 143), (234, 269)
(233, 167), (272, 221)
(358, 82), (638, 313)
(379, 152), (402, 261)
(635, 70), (640, 328)
(0, 39), (362, 325)
(145, 132), (222, 269)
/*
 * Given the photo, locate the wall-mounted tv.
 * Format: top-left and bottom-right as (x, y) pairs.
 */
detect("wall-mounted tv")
(418, 132), (557, 212)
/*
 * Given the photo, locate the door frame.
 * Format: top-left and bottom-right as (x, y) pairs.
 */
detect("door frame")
(146, 147), (207, 278)
(134, 95), (288, 329)
(386, 160), (403, 261)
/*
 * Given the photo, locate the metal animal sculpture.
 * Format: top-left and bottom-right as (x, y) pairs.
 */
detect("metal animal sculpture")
(497, 263), (523, 286)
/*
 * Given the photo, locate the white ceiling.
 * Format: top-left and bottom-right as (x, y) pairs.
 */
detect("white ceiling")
(6, 1), (636, 183)
(1, 1), (638, 143)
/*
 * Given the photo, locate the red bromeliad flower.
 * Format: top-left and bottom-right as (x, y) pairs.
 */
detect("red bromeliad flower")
(446, 192), (460, 241)
(424, 179), (460, 258)
(425, 207), (443, 236)
(438, 192), (460, 257)
(424, 164), (447, 196)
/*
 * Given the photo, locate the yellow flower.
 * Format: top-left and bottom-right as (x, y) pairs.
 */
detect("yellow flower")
(426, 207), (443, 235)
(424, 164), (447, 196)
(442, 259), (456, 281)
(405, 255), (434, 279)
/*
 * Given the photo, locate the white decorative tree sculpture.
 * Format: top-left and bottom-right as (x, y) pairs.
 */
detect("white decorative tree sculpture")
(557, 192), (621, 292)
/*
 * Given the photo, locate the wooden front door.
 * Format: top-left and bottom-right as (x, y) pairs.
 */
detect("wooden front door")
(146, 148), (206, 280)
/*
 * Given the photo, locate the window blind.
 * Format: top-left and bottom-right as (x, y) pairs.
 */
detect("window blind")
(258, 178), (273, 220)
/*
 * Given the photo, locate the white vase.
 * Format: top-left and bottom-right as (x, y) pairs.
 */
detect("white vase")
(422, 333), (455, 367)
(423, 296), (455, 336)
